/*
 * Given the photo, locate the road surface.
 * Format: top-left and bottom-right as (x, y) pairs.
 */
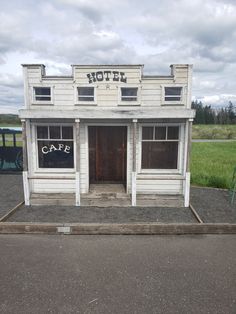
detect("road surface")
(0, 235), (235, 314)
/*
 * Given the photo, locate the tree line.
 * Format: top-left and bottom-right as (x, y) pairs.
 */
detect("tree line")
(0, 114), (21, 125)
(191, 101), (236, 124)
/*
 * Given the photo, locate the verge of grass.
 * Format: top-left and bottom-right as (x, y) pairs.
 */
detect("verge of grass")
(190, 142), (236, 189)
(192, 124), (236, 140)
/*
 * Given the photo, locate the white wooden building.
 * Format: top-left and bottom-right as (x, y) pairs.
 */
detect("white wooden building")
(19, 64), (195, 207)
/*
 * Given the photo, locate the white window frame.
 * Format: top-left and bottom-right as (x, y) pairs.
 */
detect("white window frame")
(74, 85), (97, 105)
(138, 123), (184, 174)
(118, 86), (141, 106)
(32, 86), (54, 105)
(161, 85), (185, 106)
(32, 123), (75, 173)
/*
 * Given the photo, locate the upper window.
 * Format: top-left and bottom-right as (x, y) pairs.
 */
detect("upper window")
(34, 87), (51, 101)
(121, 87), (138, 102)
(164, 87), (182, 102)
(78, 87), (94, 102)
(36, 125), (74, 169)
(141, 126), (179, 170)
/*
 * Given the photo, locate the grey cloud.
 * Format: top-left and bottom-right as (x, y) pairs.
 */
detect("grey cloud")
(0, 0), (236, 112)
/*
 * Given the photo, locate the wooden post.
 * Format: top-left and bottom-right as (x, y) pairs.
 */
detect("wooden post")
(75, 119), (80, 206)
(13, 133), (16, 147)
(22, 120), (28, 172)
(22, 119), (30, 205)
(132, 119), (137, 206)
(2, 134), (5, 147)
(184, 119), (193, 207)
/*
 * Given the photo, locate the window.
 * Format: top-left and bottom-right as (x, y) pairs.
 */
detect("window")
(164, 87), (182, 101)
(141, 126), (179, 169)
(34, 87), (51, 101)
(78, 87), (94, 102)
(37, 126), (74, 168)
(121, 87), (138, 101)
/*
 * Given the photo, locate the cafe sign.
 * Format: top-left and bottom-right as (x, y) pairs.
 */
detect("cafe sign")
(42, 143), (71, 154)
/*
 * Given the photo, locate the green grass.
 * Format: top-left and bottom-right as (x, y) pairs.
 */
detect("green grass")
(191, 142), (236, 189)
(0, 124), (21, 127)
(192, 124), (236, 139)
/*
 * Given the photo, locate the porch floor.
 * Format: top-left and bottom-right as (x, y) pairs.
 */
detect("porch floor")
(81, 184), (131, 206)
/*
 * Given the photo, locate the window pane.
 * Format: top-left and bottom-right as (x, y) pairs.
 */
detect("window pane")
(35, 96), (51, 101)
(155, 127), (166, 140)
(142, 127), (153, 140)
(78, 87), (94, 101)
(35, 87), (51, 95)
(121, 88), (138, 97)
(62, 126), (73, 139)
(38, 140), (74, 168)
(142, 142), (178, 169)
(78, 96), (94, 101)
(49, 126), (60, 139)
(168, 126), (179, 140)
(37, 126), (48, 139)
(165, 87), (182, 96)
(165, 96), (181, 101)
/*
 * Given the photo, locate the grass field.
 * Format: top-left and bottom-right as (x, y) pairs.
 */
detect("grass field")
(192, 124), (236, 140)
(0, 134), (22, 147)
(190, 142), (236, 189)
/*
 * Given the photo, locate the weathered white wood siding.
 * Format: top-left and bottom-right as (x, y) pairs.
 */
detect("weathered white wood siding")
(31, 179), (75, 193)
(79, 124), (89, 194)
(136, 177), (183, 194)
(23, 64), (192, 110)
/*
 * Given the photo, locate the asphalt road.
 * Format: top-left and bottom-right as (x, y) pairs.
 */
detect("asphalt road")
(0, 235), (235, 314)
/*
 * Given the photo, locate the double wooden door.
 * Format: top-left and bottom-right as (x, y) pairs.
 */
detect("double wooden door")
(89, 126), (127, 183)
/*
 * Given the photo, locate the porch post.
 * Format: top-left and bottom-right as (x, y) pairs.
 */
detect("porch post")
(75, 119), (80, 206)
(132, 119), (137, 206)
(184, 118), (193, 207)
(22, 119), (30, 205)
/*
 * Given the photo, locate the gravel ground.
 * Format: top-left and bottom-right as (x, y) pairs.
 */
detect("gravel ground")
(0, 174), (24, 217)
(0, 174), (235, 223)
(7, 205), (196, 223)
(191, 186), (236, 223)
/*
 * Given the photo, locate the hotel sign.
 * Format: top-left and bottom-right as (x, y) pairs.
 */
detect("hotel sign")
(87, 71), (127, 84)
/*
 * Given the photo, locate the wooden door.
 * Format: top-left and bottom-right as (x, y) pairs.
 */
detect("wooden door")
(89, 126), (127, 183)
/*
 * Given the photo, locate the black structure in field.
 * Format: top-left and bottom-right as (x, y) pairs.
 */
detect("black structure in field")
(0, 128), (23, 171)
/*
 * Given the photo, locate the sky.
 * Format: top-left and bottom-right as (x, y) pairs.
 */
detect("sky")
(0, 0), (236, 114)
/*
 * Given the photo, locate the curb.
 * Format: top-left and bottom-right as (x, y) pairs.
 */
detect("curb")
(0, 222), (236, 235)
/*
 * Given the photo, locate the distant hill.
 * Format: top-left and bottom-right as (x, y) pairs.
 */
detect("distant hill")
(0, 114), (21, 125)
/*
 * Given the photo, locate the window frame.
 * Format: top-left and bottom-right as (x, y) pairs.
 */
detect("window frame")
(33, 123), (75, 173)
(32, 86), (54, 105)
(139, 123), (184, 174)
(75, 85), (97, 105)
(118, 86), (141, 106)
(161, 85), (185, 106)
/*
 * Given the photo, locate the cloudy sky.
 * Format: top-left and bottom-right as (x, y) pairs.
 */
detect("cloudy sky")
(1, 0), (236, 113)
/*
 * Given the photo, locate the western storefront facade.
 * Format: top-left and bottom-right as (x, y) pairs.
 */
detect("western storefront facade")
(19, 64), (195, 207)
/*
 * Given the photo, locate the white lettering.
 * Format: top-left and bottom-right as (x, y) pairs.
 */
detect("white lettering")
(42, 146), (49, 154)
(49, 144), (57, 152)
(58, 143), (64, 151)
(41, 143), (71, 155)
(64, 145), (70, 154)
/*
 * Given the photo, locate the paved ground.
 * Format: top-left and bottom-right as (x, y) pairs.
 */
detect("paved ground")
(0, 174), (235, 223)
(0, 234), (235, 314)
